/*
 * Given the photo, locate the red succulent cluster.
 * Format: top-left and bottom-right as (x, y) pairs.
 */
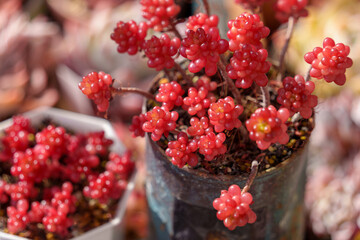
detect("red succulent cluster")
(198, 132), (227, 161)
(129, 113), (147, 138)
(227, 44), (271, 88)
(235, 0), (269, 10)
(140, 0), (180, 31)
(142, 106), (179, 141)
(165, 132), (198, 168)
(208, 97), (243, 132)
(304, 37), (353, 86)
(277, 75), (318, 119)
(110, 20), (148, 55)
(0, 116), (134, 236)
(36, 125), (68, 160)
(213, 185), (256, 230)
(227, 12), (270, 50)
(85, 131), (113, 156)
(180, 28), (229, 76)
(155, 80), (184, 110)
(3, 181), (36, 202)
(78, 71), (113, 112)
(0, 116), (34, 161)
(143, 34), (181, 71)
(187, 117), (212, 136)
(6, 199), (30, 234)
(274, 0), (308, 23)
(11, 149), (48, 183)
(246, 106), (290, 150)
(106, 151), (135, 179)
(187, 13), (219, 39)
(183, 85), (215, 117)
(83, 171), (126, 204)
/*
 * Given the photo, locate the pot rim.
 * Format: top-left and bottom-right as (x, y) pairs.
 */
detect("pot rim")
(147, 132), (309, 183)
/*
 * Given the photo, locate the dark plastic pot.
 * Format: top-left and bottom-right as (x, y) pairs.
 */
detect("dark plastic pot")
(146, 133), (309, 240)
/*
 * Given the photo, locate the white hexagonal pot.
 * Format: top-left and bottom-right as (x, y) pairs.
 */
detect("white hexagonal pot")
(0, 107), (136, 240)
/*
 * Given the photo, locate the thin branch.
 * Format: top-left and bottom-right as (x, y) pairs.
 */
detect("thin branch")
(218, 56), (243, 105)
(111, 86), (155, 100)
(278, 16), (295, 81)
(291, 112), (301, 123)
(169, 20), (182, 40)
(174, 62), (193, 86)
(241, 160), (259, 194)
(305, 65), (312, 82)
(260, 86), (270, 108)
(202, 0), (210, 15)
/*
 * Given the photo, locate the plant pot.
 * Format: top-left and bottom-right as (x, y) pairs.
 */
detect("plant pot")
(0, 107), (136, 240)
(146, 133), (309, 240)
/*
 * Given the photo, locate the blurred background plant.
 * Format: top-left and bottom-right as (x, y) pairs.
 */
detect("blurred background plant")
(306, 92), (360, 240)
(1, 0), (360, 239)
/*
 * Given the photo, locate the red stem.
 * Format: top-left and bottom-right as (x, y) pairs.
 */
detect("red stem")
(169, 20), (182, 40)
(202, 0), (210, 15)
(174, 62), (193, 86)
(305, 65), (312, 82)
(218, 56), (243, 105)
(241, 160), (259, 194)
(260, 86), (270, 107)
(111, 86), (155, 100)
(278, 16), (295, 81)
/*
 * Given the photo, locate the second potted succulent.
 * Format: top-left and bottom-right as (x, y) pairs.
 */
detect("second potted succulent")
(0, 108), (136, 240)
(77, 0), (353, 239)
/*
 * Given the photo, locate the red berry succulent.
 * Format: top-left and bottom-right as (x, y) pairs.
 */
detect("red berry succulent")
(180, 28), (229, 76)
(213, 185), (256, 230)
(274, 0), (308, 23)
(140, 0), (180, 31)
(78, 71), (113, 112)
(246, 106), (290, 150)
(28, 201), (47, 223)
(155, 80), (184, 110)
(208, 97), (243, 132)
(85, 131), (113, 156)
(106, 151), (135, 179)
(111, 20), (148, 55)
(129, 113), (147, 138)
(7, 199), (29, 234)
(183, 85), (215, 117)
(42, 205), (73, 236)
(36, 125), (68, 160)
(5, 181), (36, 202)
(187, 13), (220, 39)
(198, 132), (227, 161)
(196, 75), (218, 91)
(277, 75), (318, 118)
(83, 171), (126, 204)
(304, 37), (353, 86)
(227, 13), (270, 51)
(11, 149), (48, 183)
(0, 116), (34, 161)
(227, 44), (271, 88)
(165, 132), (198, 168)
(143, 34), (181, 71)
(187, 117), (212, 137)
(142, 106), (179, 141)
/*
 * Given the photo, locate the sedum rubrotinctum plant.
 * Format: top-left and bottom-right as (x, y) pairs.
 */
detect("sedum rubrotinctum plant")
(0, 116), (135, 238)
(78, 0), (353, 231)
